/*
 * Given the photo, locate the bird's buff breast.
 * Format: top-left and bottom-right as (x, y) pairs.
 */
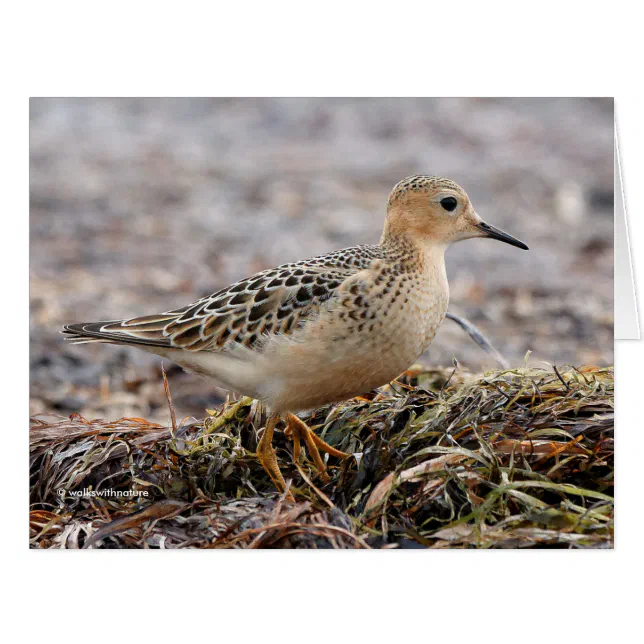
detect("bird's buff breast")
(258, 271), (448, 412)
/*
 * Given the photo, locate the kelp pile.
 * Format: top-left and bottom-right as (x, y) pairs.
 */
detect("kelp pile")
(30, 363), (613, 549)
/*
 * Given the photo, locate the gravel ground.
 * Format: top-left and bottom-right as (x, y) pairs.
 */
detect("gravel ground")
(30, 98), (614, 422)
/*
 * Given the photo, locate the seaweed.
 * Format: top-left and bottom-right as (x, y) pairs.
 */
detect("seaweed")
(30, 363), (613, 549)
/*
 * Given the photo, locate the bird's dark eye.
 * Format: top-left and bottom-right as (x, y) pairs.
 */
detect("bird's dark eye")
(440, 197), (458, 212)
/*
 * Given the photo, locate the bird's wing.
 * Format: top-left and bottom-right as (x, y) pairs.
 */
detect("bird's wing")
(62, 245), (384, 351)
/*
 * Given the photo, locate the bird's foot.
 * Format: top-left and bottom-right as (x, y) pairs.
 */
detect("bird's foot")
(256, 413), (294, 501)
(284, 413), (350, 482)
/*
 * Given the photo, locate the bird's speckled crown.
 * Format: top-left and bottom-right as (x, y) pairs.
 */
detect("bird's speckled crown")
(388, 175), (463, 206)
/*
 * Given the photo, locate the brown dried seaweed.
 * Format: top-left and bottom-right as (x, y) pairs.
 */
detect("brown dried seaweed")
(30, 363), (614, 549)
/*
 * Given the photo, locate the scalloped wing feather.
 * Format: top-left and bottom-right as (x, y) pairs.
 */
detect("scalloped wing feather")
(62, 245), (385, 352)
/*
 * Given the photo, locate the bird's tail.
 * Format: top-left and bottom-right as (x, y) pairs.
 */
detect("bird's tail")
(61, 316), (177, 349)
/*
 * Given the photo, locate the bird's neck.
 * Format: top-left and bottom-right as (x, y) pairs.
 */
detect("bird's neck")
(380, 230), (447, 277)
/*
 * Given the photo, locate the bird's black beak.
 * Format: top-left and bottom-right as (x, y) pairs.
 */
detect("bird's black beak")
(476, 221), (529, 250)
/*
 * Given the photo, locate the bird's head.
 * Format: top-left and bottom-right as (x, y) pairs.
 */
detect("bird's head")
(383, 175), (528, 251)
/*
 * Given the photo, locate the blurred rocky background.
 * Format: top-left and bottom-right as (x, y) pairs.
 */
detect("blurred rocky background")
(30, 98), (614, 422)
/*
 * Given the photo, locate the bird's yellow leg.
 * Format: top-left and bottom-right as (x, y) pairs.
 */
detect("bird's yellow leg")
(257, 413), (292, 498)
(285, 413), (350, 481)
(290, 421), (302, 464)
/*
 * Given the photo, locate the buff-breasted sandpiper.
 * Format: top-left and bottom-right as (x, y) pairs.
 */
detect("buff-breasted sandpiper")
(63, 175), (528, 493)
